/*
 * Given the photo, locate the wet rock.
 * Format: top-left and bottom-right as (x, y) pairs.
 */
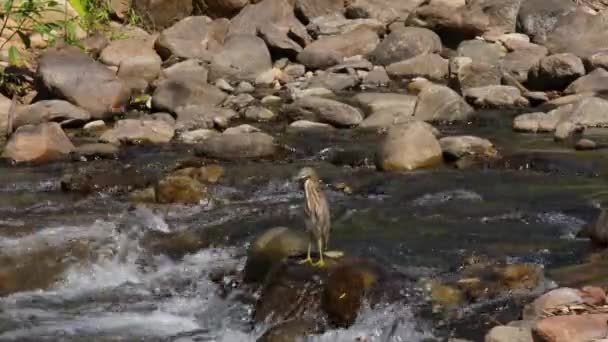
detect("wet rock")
(193, 0), (250, 18)
(38, 47), (130, 119)
(457, 39), (504, 66)
(295, 0), (343, 23)
(413, 84), (475, 122)
(235, 81), (255, 94)
(155, 175), (207, 204)
(243, 106), (276, 121)
(161, 59), (209, 84)
(155, 16), (228, 60)
(378, 121), (443, 171)
(175, 106), (237, 130)
(2, 123), (75, 163)
(564, 97), (608, 128)
(179, 129), (219, 144)
(287, 120), (335, 132)
(439, 135), (497, 161)
(523, 288), (584, 320)
(307, 14), (385, 37)
(61, 161), (156, 194)
(258, 319), (320, 342)
(359, 109), (416, 129)
(100, 119), (175, 145)
(564, 68), (608, 94)
(195, 131), (276, 159)
(283, 96), (363, 127)
(172, 164), (225, 184)
(533, 314), (608, 342)
(208, 35), (272, 83)
(368, 27), (442, 66)
(464, 85), (528, 108)
(431, 282), (465, 306)
(386, 53), (449, 82)
(450, 57), (502, 91)
(353, 92), (417, 115)
(133, 0), (193, 29)
(152, 79), (227, 114)
(307, 72), (359, 92)
(513, 112), (559, 133)
(577, 209), (608, 246)
(574, 138), (598, 150)
(517, 0), (575, 44)
(500, 45), (548, 83)
(100, 38), (161, 91)
(345, 0), (424, 25)
(528, 53), (585, 91)
(544, 9), (608, 59)
(485, 326), (533, 342)
(297, 27), (379, 69)
(14, 100), (90, 129)
(244, 227), (308, 283)
(72, 143), (119, 159)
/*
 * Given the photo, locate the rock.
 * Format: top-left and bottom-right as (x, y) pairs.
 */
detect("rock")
(307, 72), (359, 92)
(500, 45), (549, 83)
(289, 87), (334, 100)
(192, 0), (250, 18)
(172, 164), (225, 184)
(14, 100), (90, 128)
(554, 121), (578, 141)
(0, 94), (11, 147)
(133, 0), (193, 29)
(155, 16), (228, 60)
(353, 92), (417, 115)
(362, 66), (390, 87)
(564, 68), (608, 94)
(517, 0), (575, 44)
(386, 53), (449, 81)
(449, 58), (501, 91)
(195, 131), (276, 159)
(235, 81), (255, 94)
(179, 129), (219, 144)
(72, 143), (119, 159)
(150, 113), (176, 125)
(223, 124), (261, 135)
(152, 79), (227, 114)
(83, 120), (107, 134)
(464, 85), (528, 108)
(345, 0), (425, 25)
(243, 227), (309, 283)
(575, 138), (598, 150)
(243, 106), (276, 121)
(208, 35), (272, 83)
(523, 288), (584, 320)
(368, 27), (442, 66)
(258, 319), (319, 342)
(377, 121), (443, 171)
(513, 112), (559, 132)
(283, 96), (363, 127)
(287, 120), (335, 132)
(457, 39), (504, 66)
(156, 175), (207, 204)
(297, 27), (379, 69)
(578, 209), (608, 246)
(223, 94), (256, 111)
(469, 0), (523, 34)
(81, 32), (109, 58)
(359, 109), (416, 129)
(38, 47), (130, 119)
(485, 326), (533, 342)
(533, 314), (608, 342)
(414, 84), (475, 122)
(409, 2), (489, 38)
(544, 9), (608, 59)
(175, 106), (237, 130)
(528, 53), (585, 91)
(587, 51), (608, 70)
(100, 119), (175, 145)
(439, 135), (497, 160)
(160, 59), (209, 84)
(307, 14), (385, 37)
(2, 123), (75, 163)
(100, 39), (161, 87)
(565, 97), (608, 128)
(295, 0), (344, 23)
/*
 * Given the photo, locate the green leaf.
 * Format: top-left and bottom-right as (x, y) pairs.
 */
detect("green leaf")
(8, 47), (22, 67)
(68, 0), (87, 18)
(16, 31), (31, 48)
(3, 0), (14, 14)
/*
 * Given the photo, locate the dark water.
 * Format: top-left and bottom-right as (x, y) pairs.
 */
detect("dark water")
(0, 115), (607, 341)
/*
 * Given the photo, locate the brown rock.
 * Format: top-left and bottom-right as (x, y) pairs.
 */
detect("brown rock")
(2, 123), (75, 163)
(378, 121), (443, 171)
(133, 0), (193, 29)
(155, 175), (207, 204)
(534, 314), (608, 342)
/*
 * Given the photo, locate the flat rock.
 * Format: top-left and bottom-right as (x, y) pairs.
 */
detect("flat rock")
(352, 92), (417, 115)
(100, 119), (175, 144)
(307, 72), (359, 92)
(14, 100), (90, 128)
(449, 57), (501, 91)
(544, 9), (608, 59)
(513, 112), (559, 132)
(457, 39), (504, 66)
(307, 14), (385, 37)
(179, 128), (219, 144)
(2, 123), (75, 163)
(386, 53), (449, 82)
(295, 0), (344, 23)
(283, 96), (363, 127)
(287, 120), (335, 132)
(485, 326), (533, 342)
(378, 121), (443, 171)
(195, 131), (276, 159)
(359, 108), (417, 129)
(175, 106), (237, 130)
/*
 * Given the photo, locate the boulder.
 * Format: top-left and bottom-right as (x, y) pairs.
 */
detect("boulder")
(578, 209), (608, 246)
(564, 68), (608, 94)
(156, 175), (207, 204)
(175, 106), (237, 130)
(500, 45), (548, 83)
(2, 123), (75, 162)
(297, 27), (380, 69)
(14, 100), (90, 128)
(449, 57), (501, 91)
(513, 112), (559, 132)
(517, 0), (575, 44)
(133, 0), (193, 29)
(457, 39), (504, 66)
(467, 0), (522, 34)
(533, 314), (608, 342)
(100, 119), (175, 144)
(409, 2), (489, 39)
(152, 79), (227, 114)
(243, 106), (276, 121)
(544, 9), (608, 59)
(287, 120), (335, 132)
(359, 109), (416, 129)
(377, 121), (443, 171)
(100, 38), (162, 91)
(485, 326), (533, 342)
(160, 59), (209, 83)
(464, 85), (528, 108)
(37, 47), (130, 119)
(295, 0), (344, 23)
(528, 53), (585, 91)
(413, 84), (475, 122)
(307, 72), (359, 92)
(368, 27), (442, 66)
(0, 94), (11, 147)
(179, 129), (219, 144)
(155, 16), (229, 60)
(307, 14), (385, 37)
(386, 53), (449, 81)
(283, 96), (363, 127)
(353, 92), (418, 115)
(439, 135), (497, 160)
(345, 0), (425, 25)
(362, 66), (391, 87)
(587, 50), (608, 70)
(565, 97), (608, 128)
(208, 35), (272, 83)
(192, 0), (250, 18)
(524, 288), (584, 320)
(195, 131), (276, 159)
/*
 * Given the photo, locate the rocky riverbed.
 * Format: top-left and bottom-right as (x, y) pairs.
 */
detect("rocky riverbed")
(3, 0), (608, 341)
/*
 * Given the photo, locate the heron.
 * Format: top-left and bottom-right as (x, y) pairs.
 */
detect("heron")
(293, 167), (331, 267)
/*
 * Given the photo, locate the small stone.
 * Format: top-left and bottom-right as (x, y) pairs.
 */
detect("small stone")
(575, 138), (597, 150)
(243, 106), (276, 121)
(215, 79), (234, 92)
(235, 81), (255, 94)
(287, 120), (335, 132)
(83, 120), (107, 133)
(261, 95), (282, 105)
(223, 124), (261, 135)
(179, 129), (219, 144)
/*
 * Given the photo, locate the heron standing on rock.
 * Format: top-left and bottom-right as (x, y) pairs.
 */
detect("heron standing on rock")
(294, 167), (331, 267)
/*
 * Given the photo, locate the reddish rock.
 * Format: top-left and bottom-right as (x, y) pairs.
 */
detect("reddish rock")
(523, 288), (583, 320)
(2, 123), (75, 163)
(533, 314), (608, 342)
(580, 286), (606, 306)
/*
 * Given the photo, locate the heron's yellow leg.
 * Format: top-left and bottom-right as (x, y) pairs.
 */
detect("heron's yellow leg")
(299, 242), (313, 264)
(312, 238), (326, 268)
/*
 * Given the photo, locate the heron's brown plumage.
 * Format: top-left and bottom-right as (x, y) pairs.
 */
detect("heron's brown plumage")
(303, 177), (331, 250)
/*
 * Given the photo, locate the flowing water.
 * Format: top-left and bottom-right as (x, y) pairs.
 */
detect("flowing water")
(1, 113), (608, 341)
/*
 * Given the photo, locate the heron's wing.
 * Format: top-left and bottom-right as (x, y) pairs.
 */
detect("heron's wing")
(304, 179), (331, 244)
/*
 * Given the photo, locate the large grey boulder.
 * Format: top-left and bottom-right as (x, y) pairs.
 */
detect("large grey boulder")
(155, 16), (229, 60)
(368, 27), (442, 66)
(414, 84), (475, 122)
(517, 0), (576, 44)
(528, 53), (585, 91)
(377, 121), (443, 171)
(208, 35), (273, 83)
